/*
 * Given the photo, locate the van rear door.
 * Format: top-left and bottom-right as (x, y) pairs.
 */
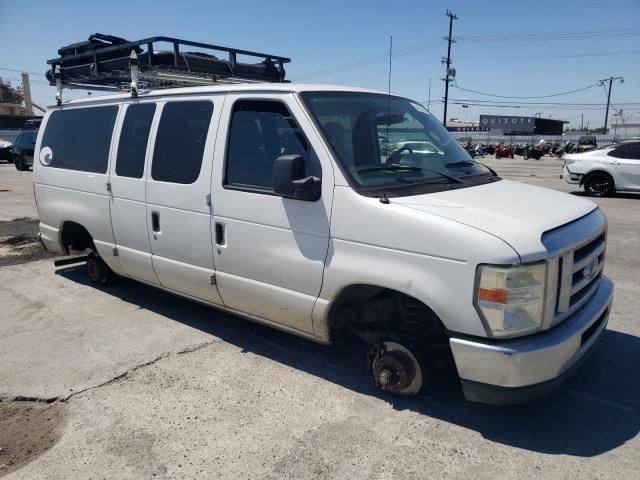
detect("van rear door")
(145, 96), (223, 305)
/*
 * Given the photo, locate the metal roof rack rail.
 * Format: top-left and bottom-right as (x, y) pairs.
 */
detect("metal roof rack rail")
(46, 34), (291, 104)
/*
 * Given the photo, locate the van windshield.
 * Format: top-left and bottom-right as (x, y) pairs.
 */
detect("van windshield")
(301, 92), (496, 196)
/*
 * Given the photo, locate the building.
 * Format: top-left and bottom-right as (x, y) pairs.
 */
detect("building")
(0, 79), (23, 116)
(479, 115), (568, 136)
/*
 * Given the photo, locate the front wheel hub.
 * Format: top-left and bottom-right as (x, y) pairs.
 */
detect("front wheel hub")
(368, 342), (423, 396)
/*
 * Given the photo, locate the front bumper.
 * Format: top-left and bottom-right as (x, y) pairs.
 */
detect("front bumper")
(450, 275), (613, 404)
(561, 165), (581, 184)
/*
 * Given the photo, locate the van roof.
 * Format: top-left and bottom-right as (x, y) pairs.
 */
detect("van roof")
(52, 83), (389, 107)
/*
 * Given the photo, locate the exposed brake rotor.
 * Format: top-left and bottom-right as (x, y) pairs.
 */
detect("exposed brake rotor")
(368, 341), (423, 396)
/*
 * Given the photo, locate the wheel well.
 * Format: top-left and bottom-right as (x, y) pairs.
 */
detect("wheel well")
(328, 285), (446, 346)
(60, 222), (95, 254)
(580, 170), (613, 186)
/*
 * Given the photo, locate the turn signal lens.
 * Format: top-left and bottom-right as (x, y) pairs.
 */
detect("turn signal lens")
(478, 287), (508, 303)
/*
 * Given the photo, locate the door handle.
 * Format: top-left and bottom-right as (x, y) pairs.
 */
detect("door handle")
(151, 211), (161, 233)
(215, 222), (225, 246)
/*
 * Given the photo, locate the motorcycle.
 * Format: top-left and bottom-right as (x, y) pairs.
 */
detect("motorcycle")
(495, 144), (514, 159)
(514, 143), (528, 156)
(524, 145), (544, 160)
(484, 143), (496, 155)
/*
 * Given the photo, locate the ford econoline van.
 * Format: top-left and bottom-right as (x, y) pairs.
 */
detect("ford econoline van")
(33, 83), (613, 404)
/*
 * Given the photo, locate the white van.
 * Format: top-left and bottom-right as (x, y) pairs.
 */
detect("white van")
(33, 83), (613, 404)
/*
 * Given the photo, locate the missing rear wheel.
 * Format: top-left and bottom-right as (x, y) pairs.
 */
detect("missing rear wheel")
(86, 252), (114, 284)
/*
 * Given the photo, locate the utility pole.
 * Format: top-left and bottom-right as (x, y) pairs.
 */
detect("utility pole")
(580, 114), (583, 131)
(442, 10), (457, 126)
(599, 76), (624, 133)
(21, 73), (34, 116)
(427, 77), (431, 111)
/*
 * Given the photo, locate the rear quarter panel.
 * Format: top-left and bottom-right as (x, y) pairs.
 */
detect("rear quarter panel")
(33, 107), (123, 273)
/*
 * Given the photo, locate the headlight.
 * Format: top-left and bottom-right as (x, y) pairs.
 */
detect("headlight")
(564, 159), (576, 165)
(475, 262), (547, 338)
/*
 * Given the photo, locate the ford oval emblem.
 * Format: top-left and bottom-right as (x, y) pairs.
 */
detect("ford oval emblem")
(583, 256), (599, 280)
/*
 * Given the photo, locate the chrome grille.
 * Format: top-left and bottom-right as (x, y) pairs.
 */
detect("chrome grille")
(541, 209), (607, 328)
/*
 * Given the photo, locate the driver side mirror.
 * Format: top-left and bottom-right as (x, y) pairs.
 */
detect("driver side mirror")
(272, 154), (321, 201)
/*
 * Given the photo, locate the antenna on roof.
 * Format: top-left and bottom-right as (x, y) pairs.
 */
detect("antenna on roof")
(380, 35), (393, 205)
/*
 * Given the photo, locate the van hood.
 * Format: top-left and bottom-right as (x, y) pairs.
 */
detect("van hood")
(391, 179), (596, 261)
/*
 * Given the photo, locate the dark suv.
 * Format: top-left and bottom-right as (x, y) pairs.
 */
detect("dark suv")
(12, 130), (38, 171)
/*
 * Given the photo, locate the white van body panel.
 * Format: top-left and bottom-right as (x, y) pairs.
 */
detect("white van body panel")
(33, 105), (124, 274)
(319, 185), (520, 338)
(391, 180), (597, 263)
(210, 93), (334, 335)
(144, 96), (224, 305)
(108, 101), (161, 285)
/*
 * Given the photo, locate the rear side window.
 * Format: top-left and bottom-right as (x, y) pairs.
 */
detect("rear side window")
(608, 143), (640, 160)
(16, 132), (36, 148)
(116, 103), (156, 178)
(41, 106), (118, 173)
(151, 101), (213, 184)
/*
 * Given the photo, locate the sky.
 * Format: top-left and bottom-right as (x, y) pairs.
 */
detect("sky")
(1, 0), (639, 129)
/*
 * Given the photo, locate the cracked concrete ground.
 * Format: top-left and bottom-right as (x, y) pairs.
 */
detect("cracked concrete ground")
(0, 160), (639, 479)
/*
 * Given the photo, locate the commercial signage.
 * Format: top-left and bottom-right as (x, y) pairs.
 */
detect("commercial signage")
(446, 125), (490, 132)
(480, 115), (535, 133)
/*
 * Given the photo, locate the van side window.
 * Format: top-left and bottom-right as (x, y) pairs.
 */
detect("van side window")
(151, 101), (213, 184)
(41, 106), (118, 173)
(225, 100), (315, 193)
(116, 103), (156, 178)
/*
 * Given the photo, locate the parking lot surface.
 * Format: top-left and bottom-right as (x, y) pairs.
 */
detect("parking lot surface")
(0, 158), (639, 479)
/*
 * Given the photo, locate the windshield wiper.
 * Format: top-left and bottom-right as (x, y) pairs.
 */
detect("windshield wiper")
(357, 164), (463, 183)
(446, 160), (498, 177)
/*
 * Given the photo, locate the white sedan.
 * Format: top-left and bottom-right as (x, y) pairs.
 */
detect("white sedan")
(562, 141), (640, 196)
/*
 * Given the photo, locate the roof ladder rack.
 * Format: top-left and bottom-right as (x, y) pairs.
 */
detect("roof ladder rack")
(46, 34), (291, 99)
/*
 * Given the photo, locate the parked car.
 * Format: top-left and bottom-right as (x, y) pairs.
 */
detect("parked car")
(391, 140), (440, 155)
(577, 135), (597, 153)
(12, 130), (38, 171)
(0, 138), (13, 162)
(562, 141), (640, 196)
(33, 83), (613, 405)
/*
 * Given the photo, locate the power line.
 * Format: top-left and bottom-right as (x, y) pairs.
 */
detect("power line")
(452, 83), (599, 99)
(455, 50), (639, 60)
(457, 0), (639, 17)
(292, 38), (444, 80)
(447, 101), (622, 111)
(0, 66), (46, 77)
(448, 98), (640, 106)
(457, 27), (640, 42)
